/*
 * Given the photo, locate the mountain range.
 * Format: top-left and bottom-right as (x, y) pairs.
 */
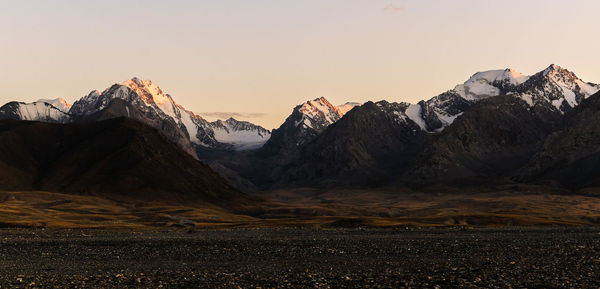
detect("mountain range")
(203, 64), (600, 190)
(1, 78), (272, 154)
(1, 64), (600, 195)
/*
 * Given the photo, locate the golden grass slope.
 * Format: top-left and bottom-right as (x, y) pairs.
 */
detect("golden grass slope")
(0, 191), (255, 229)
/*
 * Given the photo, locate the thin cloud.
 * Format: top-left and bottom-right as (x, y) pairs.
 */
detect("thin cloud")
(384, 3), (404, 12)
(201, 112), (267, 120)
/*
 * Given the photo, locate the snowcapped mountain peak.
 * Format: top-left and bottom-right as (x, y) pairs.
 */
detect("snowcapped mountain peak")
(68, 77), (273, 150)
(70, 85), (140, 116)
(121, 77), (180, 122)
(123, 77), (159, 89)
(210, 117), (271, 150)
(123, 77), (163, 99)
(519, 64), (600, 110)
(127, 76), (144, 87)
(298, 97), (341, 124)
(336, 102), (361, 115)
(298, 97), (360, 121)
(288, 97), (362, 133)
(543, 64), (563, 75)
(500, 68), (530, 85)
(263, 97), (361, 152)
(538, 64), (597, 95)
(541, 64), (579, 82)
(0, 101), (69, 123)
(468, 68), (529, 85)
(123, 78), (169, 104)
(308, 97), (334, 109)
(316, 96), (328, 103)
(80, 90), (102, 103)
(454, 68), (531, 101)
(36, 97), (72, 113)
(409, 64), (600, 134)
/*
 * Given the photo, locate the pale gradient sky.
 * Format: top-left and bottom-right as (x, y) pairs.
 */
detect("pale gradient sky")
(1, 0), (599, 129)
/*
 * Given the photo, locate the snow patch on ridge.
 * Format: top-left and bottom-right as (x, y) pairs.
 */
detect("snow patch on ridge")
(472, 69), (530, 85)
(436, 111), (463, 127)
(37, 98), (71, 113)
(14, 102), (68, 122)
(578, 81), (600, 96)
(405, 104), (427, 131)
(213, 127), (269, 150)
(336, 102), (361, 115)
(179, 109), (202, 144)
(454, 68), (529, 101)
(210, 118), (271, 150)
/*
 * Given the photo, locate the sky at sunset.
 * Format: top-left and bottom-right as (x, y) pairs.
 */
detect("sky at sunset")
(1, 0), (599, 129)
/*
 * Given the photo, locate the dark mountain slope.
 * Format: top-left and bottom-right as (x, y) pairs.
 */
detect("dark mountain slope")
(257, 97), (345, 164)
(201, 98), (354, 190)
(0, 118), (243, 205)
(523, 91), (600, 188)
(278, 101), (427, 187)
(405, 95), (562, 185)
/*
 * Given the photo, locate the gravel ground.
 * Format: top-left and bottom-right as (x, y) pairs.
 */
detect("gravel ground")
(0, 227), (599, 288)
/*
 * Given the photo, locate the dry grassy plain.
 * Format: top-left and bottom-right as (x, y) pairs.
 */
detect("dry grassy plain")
(0, 191), (255, 229)
(1, 186), (600, 228)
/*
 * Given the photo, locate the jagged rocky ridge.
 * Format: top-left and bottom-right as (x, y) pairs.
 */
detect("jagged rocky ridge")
(0, 78), (272, 155)
(396, 65), (600, 186)
(412, 65), (599, 132)
(259, 97), (359, 162)
(202, 97), (361, 190)
(71, 78), (272, 151)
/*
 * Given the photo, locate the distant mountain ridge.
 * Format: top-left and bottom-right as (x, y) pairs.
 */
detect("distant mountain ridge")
(259, 97), (359, 160)
(411, 65), (599, 133)
(0, 100), (70, 123)
(2, 64), (600, 192)
(0, 78), (273, 154)
(205, 64), (600, 190)
(211, 118), (271, 150)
